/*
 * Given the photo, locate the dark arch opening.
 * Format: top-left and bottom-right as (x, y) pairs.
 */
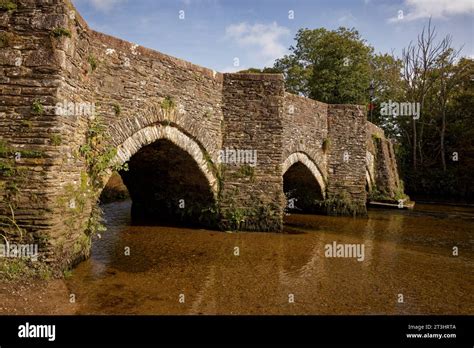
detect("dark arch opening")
(283, 162), (324, 214)
(101, 139), (216, 228)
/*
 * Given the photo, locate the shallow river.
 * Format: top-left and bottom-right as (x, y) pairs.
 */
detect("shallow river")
(65, 200), (474, 315)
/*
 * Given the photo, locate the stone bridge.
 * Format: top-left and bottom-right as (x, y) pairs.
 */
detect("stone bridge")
(0, 0), (402, 269)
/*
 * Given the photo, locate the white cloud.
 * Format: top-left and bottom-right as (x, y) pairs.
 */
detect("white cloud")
(225, 22), (290, 67)
(389, 0), (473, 22)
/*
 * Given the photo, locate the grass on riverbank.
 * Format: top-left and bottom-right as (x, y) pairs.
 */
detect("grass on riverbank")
(0, 258), (53, 281)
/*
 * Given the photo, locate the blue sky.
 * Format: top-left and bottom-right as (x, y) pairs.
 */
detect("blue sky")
(72, 0), (474, 72)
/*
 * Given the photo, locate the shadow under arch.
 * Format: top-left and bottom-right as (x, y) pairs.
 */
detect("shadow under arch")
(102, 124), (219, 227)
(282, 152), (327, 214)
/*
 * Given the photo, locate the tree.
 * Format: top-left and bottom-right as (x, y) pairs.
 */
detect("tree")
(401, 19), (455, 170)
(432, 44), (463, 171)
(274, 27), (373, 104)
(369, 53), (404, 137)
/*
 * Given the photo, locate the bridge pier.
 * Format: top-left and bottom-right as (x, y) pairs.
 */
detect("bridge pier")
(326, 104), (368, 216)
(219, 73), (286, 231)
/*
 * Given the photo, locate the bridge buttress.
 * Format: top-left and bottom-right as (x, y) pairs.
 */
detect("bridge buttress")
(219, 73), (286, 231)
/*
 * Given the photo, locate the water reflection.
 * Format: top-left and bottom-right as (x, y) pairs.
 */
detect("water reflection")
(65, 200), (474, 315)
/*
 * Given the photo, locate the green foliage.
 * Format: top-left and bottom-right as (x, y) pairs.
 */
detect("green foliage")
(86, 204), (107, 236)
(50, 134), (62, 146)
(21, 120), (33, 128)
(225, 206), (247, 231)
(371, 133), (381, 142)
(160, 96), (176, 112)
(51, 27), (71, 38)
(112, 103), (121, 116)
(0, 32), (14, 48)
(0, 161), (15, 176)
(367, 187), (392, 202)
(31, 100), (44, 115)
(223, 202), (281, 232)
(400, 54), (474, 200)
(0, 140), (11, 157)
(368, 53), (404, 136)
(0, 141), (42, 180)
(0, 204), (25, 241)
(0, 258), (53, 281)
(63, 269), (73, 279)
(0, 259), (30, 280)
(198, 204), (220, 227)
(88, 55), (98, 72)
(0, 0), (17, 12)
(17, 150), (43, 158)
(202, 151), (214, 172)
(274, 27), (373, 104)
(322, 138), (330, 152)
(236, 165), (255, 180)
(319, 192), (366, 217)
(79, 117), (124, 189)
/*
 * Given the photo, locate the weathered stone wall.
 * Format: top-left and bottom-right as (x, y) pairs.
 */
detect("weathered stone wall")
(0, 0), (71, 263)
(281, 93), (328, 211)
(282, 93), (328, 177)
(327, 104), (368, 214)
(366, 122), (402, 199)
(220, 73), (285, 231)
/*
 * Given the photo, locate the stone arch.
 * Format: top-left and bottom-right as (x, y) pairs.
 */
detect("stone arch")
(112, 124), (218, 196)
(282, 152), (326, 198)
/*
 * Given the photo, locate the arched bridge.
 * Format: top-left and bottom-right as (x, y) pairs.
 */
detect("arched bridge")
(0, 0), (402, 268)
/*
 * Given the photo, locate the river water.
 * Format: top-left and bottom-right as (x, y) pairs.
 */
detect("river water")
(66, 200), (474, 315)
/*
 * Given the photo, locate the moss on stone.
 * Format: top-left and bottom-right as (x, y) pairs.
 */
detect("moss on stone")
(320, 191), (367, 217)
(50, 134), (62, 146)
(51, 27), (71, 39)
(21, 120), (33, 128)
(322, 138), (330, 152)
(88, 55), (98, 72)
(0, 32), (14, 48)
(112, 103), (121, 116)
(31, 100), (44, 115)
(161, 96), (176, 112)
(0, 0), (17, 12)
(236, 165), (255, 180)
